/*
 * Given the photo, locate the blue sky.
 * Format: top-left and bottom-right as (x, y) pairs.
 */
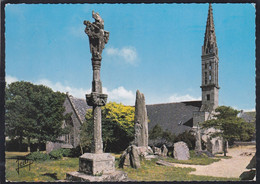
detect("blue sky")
(5, 3), (255, 111)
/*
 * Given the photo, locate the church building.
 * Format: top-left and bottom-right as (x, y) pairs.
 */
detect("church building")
(147, 4), (223, 154)
(47, 4), (223, 154)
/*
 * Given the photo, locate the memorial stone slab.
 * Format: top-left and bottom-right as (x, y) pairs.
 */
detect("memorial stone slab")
(161, 144), (168, 157)
(173, 141), (190, 160)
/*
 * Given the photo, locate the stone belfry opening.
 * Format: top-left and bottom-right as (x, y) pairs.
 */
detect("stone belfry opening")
(200, 3), (220, 113)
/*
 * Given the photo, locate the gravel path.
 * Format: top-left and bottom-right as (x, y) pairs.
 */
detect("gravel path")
(171, 145), (255, 178)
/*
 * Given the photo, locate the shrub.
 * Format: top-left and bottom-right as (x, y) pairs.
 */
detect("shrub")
(60, 148), (71, 157)
(49, 149), (63, 160)
(69, 146), (82, 157)
(174, 131), (196, 150)
(26, 151), (50, 161)
(5, 139), (28, 152)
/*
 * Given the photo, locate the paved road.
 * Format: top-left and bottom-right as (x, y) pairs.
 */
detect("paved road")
(171, 145), (255, 178)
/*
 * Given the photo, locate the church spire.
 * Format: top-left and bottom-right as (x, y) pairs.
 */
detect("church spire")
(200, 3), (219, 113)
(202, 3), (218, 56)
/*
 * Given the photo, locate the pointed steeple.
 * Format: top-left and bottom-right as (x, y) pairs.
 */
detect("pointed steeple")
(200, 3), (219, 113)
(202, 3), (218, 56)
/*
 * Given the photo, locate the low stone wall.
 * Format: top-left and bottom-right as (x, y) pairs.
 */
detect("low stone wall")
(233, 141), (256, 146)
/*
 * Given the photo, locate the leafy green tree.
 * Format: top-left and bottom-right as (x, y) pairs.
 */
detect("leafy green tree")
(5, 81), (68, 151)
(149, 124), (163, 140)
(201, 106), (255, 156)
(80, 102), (135, 153)
(175, 131), (196, 150)
(149, 124), (176, 147)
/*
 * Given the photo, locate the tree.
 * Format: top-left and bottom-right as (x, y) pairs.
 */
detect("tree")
(175, 131), (196, 150)
(149, 124), (176, 147)
(80, 102), (135, 153)
(201, 106), (255, 156)
(149, 124), (163, 140)
(5, 81), (68, 151)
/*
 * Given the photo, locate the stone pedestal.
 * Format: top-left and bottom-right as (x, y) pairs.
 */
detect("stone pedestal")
(66, 153), (128, 181)
(66, 170), (128, 182)
(79, 153), (115, 175)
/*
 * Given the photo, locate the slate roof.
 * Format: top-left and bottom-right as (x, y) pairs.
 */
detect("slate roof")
(146, 101), (202, 136)
(238, 111), (256, 123)
(67, 94), (91, 124)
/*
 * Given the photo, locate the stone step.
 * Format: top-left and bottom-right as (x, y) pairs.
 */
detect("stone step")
(66, 170), (128, 182)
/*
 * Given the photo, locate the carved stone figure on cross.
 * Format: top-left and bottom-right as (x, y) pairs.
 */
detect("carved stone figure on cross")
(84, 11), (109, 60)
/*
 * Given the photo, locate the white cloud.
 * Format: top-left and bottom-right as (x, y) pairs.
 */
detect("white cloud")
(105, 46), (138, 65)
(35, 79), (135, 105)
(105, 86), (135, 105)
(169, 93), (201, 102)
(6, 75), (18, 84)
(35, 79), (89, 99)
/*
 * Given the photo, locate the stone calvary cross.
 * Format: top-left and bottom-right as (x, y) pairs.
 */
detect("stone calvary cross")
(84, 11), (109, 154)
(66, 11), (128, 181)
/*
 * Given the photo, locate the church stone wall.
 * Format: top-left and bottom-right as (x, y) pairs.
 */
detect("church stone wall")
(46, 96), (83, 153)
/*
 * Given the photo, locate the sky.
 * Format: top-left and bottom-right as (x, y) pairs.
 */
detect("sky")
(5, 3), (255, 111)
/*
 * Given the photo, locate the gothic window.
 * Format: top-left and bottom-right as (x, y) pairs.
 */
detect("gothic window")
(207, 94), (210, 101)
(209, 63), (212, 70)
(205, 63), (208, 69)
(205, 72), (207, 84)
(64, 117), (73, 144)
(209, 71), (212, 82)
(65, 134), (70, 144)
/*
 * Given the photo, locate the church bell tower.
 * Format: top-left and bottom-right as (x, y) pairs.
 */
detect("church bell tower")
(200, 4), (219, 112)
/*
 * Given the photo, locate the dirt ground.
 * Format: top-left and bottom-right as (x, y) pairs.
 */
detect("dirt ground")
(172, 145), (256, 179)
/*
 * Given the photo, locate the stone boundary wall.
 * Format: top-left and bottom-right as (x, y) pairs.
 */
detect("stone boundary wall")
(233, 141), (256, 146)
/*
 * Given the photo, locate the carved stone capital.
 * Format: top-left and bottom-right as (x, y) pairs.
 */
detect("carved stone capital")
(91, 59), (101, 69)
(86, 92), (107, 106)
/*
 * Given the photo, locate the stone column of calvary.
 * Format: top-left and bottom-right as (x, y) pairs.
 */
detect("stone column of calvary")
(80, 11), (115, 175)
(66, 12), (128, 181)
(84, 11), (109, 154)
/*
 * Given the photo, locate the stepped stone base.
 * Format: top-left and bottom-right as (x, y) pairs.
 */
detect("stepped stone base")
(79, 153), (115, 175)
(66, 171), (128, 182)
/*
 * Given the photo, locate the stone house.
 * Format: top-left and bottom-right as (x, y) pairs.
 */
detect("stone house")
(46, 93), (91, 153)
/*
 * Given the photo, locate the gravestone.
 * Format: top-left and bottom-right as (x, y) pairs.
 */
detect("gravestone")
(134, 90), (149, 147)
(173, 141), (190, 160)
(119, 145), (141, 169)
(152, 146), (162, 156)
(66, 11), (127, 181)
(161, 144), (168, 157)
(119, 145), (154, 168)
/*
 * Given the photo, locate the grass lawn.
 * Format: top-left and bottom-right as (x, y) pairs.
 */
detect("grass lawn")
(6, 151), (238, 182)
(119, 158), (239, 181)
(163, 150), (231, 165)
(6, 152), (78, 182)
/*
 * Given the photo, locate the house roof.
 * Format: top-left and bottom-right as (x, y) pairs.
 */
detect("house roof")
(146, 101), (202, 136)
(238, 111), (256, 123)
(67, 94), (91, 124)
